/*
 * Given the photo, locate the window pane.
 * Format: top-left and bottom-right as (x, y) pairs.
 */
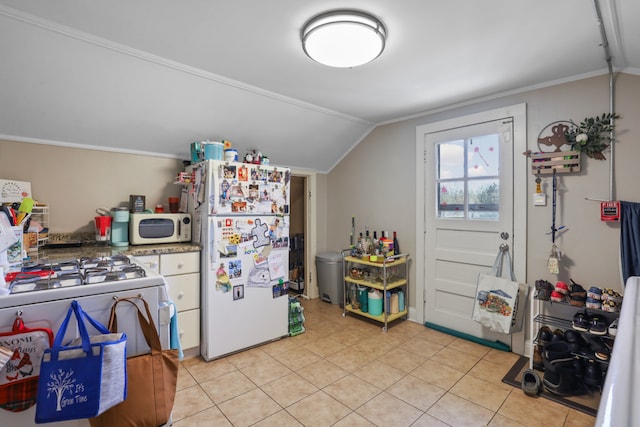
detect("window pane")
(438, 181), (464, 218)
(468, 179), (499, 220)
(437, 140), (464, 179)
(467, 135), (500, 177)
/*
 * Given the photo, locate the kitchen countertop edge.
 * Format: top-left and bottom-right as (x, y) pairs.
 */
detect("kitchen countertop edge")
(33, 243), (202, 261)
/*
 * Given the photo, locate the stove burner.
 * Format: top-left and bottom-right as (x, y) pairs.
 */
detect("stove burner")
(7, 255), (148, 294)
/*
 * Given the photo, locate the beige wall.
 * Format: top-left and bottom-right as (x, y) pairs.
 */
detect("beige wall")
(326, 73), (640, 310)
(0, 140), (185, 233)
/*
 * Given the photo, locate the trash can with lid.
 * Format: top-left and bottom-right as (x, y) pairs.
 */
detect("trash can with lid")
(315, 252), (344, 305)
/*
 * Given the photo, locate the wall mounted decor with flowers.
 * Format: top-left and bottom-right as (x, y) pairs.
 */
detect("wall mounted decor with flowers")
(564, 113), (620, 160)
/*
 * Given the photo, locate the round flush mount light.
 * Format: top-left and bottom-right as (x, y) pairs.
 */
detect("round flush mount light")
(301, 10), (387, 68)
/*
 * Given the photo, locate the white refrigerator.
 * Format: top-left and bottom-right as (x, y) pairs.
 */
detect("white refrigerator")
(187, 160), (290, 361)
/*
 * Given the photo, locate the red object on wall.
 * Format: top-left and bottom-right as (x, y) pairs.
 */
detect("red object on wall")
(601, 201), (621, 222)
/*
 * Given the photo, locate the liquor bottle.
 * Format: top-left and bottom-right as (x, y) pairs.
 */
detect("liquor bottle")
(364, 229), (372, 255)
(372, 231), (379, 254)
(393, 231), (401, 256)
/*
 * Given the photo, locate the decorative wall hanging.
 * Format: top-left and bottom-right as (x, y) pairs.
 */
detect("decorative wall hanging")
(565, 113), (620, 160)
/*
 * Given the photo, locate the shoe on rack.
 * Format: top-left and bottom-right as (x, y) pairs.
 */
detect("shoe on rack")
(536, 326), (554, 347)
(584, 360), (603, 388)
(568, 280), (587, 307)
(583, 335), (610, 361)
(589, 315), (609, 336)
(586, 297), (602, 309)
(521, 369), (542, 396)
(564, 329), (583, 353)
(550, 290), (565, 303)
(555, 281), (569, 295)
(608, 318), (618, 336)
(572, 310), (591, 332)
(601, 299), (619, 313)
(534, 279), (555, 301)
(587, 287), (602, 300)
(551, 329), (565, 343)
(533, 345), (544, 371)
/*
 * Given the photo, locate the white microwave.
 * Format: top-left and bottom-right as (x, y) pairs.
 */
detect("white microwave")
(129, 213), (191, 245)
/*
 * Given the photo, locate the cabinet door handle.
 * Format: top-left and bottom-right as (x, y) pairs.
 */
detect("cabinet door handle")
(178, 291), (185, 299)
(177, 262), (184, 269)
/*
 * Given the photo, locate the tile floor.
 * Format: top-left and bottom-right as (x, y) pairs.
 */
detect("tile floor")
(172, 298), (596, 426)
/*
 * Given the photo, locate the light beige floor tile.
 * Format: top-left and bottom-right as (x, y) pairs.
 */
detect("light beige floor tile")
(412, 412), (451, 427)
(497, 390), (569, 427)
(323, 374), (382, 410)
(217, 388), (282, 426)
(488, 413), (527, 426)
(563, 408), (596, 427)
(427, 392), (495, 427)
(356, 392), (423, 426)
(296, 358), (349, 388)
(411, 359), (466, 390)
(379, 346), (429, 372)
(171, 406), (232, 427)
(199, 370), (257, 404)
(302, 335), (347, 358)
(171, 385), (214, 422)
(252, 409), (304, 426)
(287, 328), (322, 346)
(260, 372), (319, 407)
(450, 374), (511, 411)
(326, 346), (377, 372)
(352, 359), (406, 389)
(307, 319), (346, 337)
(403, 335), (446, 359)
(330, 327), (368, 347)
(482, 348), (521, 366)
(431, 346), (482, 373)
(260, 337), (301, 357)
(332, 412), (376, 426)
(225, 346), (271, 369)
(278, 345), (322, 370)
(467, 358), (518, 390)
(182, 356), (237, 383)
(386, 374), (446, 411)
(176, 363), (197, 391)
(417, 326), (457, 346)
(286, 390), (351, 426)
(352, 336), (396, 359)
(448, 337), (492, 358)
(240, 356), (292, 386)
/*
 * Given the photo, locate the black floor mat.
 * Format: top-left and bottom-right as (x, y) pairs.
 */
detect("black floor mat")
(501, 355), (600, 417)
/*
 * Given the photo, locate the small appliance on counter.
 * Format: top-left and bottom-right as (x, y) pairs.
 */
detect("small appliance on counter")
(110, 207), (129, 246)
(129, 213), (191, 245)
(94, 209), (112, 244)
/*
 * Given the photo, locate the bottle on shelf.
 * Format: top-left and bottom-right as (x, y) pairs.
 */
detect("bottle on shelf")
(393, 231), (401, 255)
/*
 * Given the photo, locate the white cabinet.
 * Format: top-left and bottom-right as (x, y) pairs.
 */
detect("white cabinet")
(134, 251), (201, 351)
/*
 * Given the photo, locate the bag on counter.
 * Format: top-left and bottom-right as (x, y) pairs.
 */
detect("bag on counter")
(35, 300), (127, 424)
(0, 316), (53, 412)
(472, 248), (529, 334)
(89, 296), (178, 427)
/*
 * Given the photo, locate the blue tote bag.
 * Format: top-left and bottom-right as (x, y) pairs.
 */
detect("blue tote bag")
(35, 300), (127, 424)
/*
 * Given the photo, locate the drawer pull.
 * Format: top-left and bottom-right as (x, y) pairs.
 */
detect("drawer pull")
(178, 292), (185, 299)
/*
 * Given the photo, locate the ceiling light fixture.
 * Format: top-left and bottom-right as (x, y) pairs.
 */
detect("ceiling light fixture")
(301, 10), (386, 68)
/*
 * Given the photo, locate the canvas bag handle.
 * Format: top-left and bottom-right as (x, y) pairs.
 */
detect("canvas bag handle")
(108, 296), (162, 353)
(491, 247), (516, 282)
(50, 300), (110, 360)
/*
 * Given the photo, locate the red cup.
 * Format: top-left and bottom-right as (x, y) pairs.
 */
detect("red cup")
(168, 197), (179, 213)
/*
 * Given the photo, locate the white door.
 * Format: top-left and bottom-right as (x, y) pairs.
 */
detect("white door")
(415, 105), (527, 351)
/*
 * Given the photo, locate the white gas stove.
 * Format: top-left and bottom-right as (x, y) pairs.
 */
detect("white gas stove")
(0, 254), (171, 426)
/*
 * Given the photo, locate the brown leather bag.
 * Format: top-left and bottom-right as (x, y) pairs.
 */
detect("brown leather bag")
(89, 296), (179, 427)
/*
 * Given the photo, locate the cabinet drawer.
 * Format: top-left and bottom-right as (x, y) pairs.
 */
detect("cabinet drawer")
(177, 309), (200, 350)
(160, 252), (200, 276)
(166, 273), (200, 312)
(133, 254), (160, 273)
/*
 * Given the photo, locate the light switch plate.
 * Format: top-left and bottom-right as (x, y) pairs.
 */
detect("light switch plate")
(533, 193), (547, 206)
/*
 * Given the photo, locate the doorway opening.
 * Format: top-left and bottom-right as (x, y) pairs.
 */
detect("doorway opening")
(290, 170), (317, 300)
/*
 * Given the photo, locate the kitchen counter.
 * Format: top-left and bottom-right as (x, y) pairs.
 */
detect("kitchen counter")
(30, 242), (201, 263)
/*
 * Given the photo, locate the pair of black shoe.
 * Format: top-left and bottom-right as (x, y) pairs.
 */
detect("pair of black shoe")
(541, 341), (588, 396)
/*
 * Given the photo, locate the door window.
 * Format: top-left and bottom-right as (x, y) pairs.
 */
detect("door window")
(436, 134), (501, 220)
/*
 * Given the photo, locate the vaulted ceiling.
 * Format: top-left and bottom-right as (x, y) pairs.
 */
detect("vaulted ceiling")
(1, 1), (638, 172)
